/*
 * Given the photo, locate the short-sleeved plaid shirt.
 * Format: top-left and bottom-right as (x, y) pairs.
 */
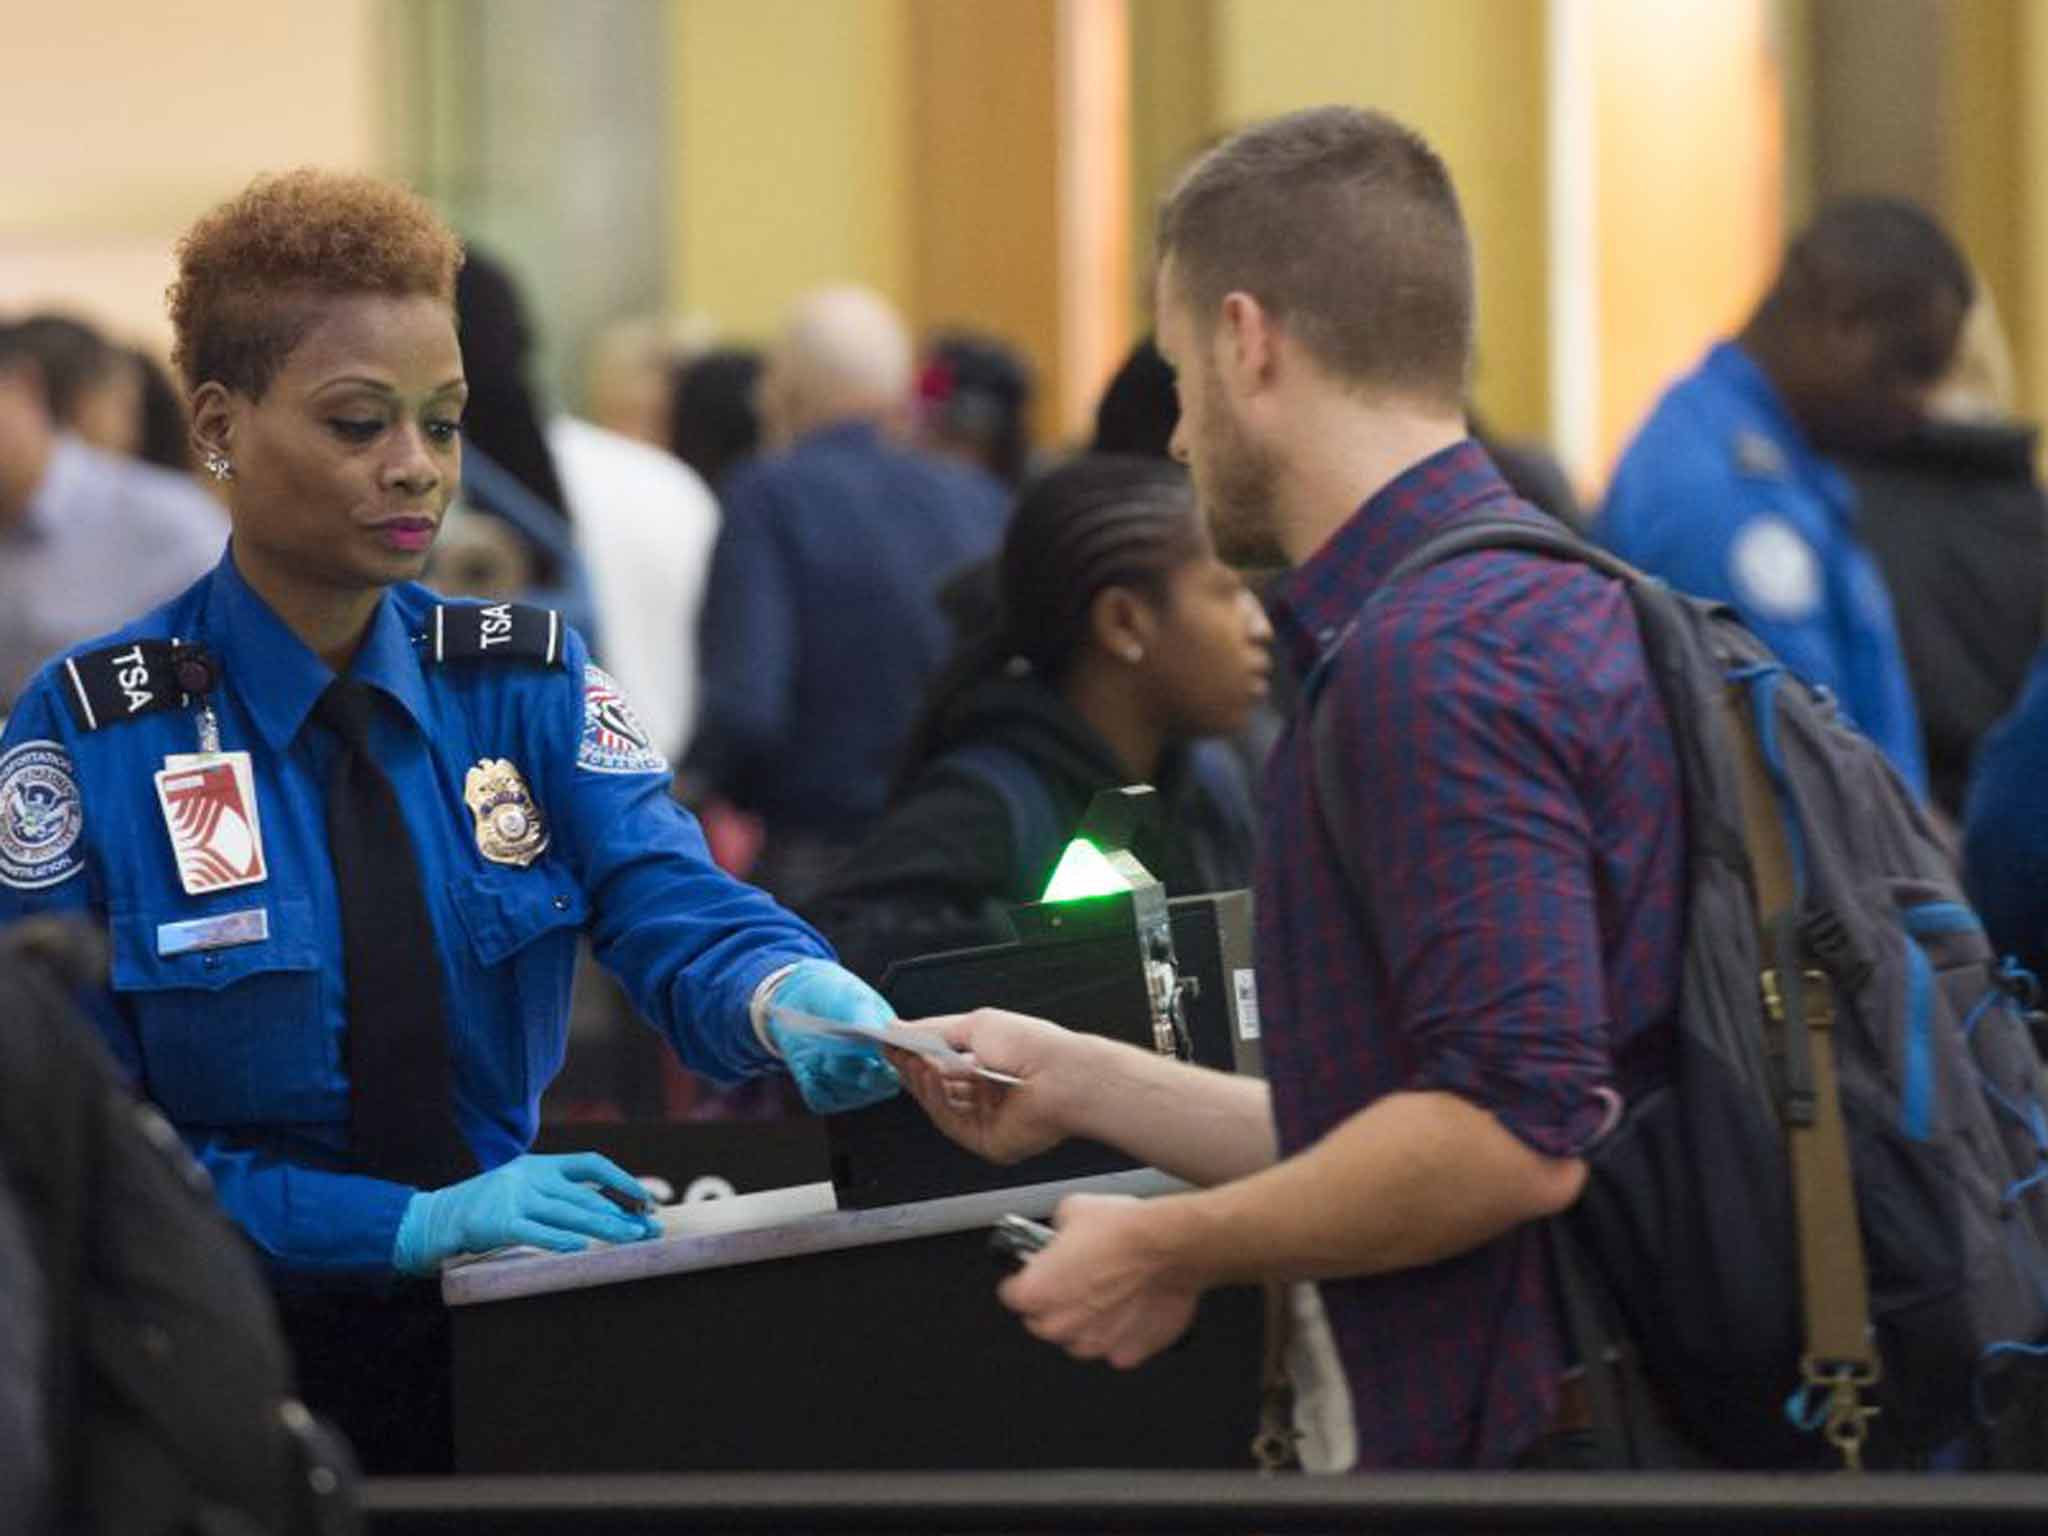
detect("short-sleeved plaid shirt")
(1257, 439), (1685, 1467)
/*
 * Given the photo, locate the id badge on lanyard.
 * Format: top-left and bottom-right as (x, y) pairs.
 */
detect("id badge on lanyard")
(153, 692), (269, 896)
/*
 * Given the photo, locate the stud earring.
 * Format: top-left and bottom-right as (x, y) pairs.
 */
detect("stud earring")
(1122, 644), (1145, 664)
(203, 452), (234, 483)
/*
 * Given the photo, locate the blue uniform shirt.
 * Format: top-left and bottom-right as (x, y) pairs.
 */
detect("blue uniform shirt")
(1596, 342), (1928, 797)
(1964, 641), (2048, 978)
(0, 551), (829, 1277)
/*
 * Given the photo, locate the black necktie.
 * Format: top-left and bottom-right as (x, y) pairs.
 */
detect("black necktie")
(312, 679), (473, 1188)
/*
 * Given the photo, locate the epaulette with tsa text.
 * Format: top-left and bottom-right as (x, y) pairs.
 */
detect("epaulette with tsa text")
(425, 603), (564, 668)
(59, 640), (218, 733)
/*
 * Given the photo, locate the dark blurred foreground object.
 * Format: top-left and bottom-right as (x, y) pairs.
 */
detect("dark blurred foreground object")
(0, 917), (359, 1536)
(1850, 421), (2048, 821)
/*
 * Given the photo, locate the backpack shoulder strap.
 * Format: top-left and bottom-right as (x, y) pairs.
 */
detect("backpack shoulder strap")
(929, 743), (1069, 898)
(1381, 514), (1640, 589)
(1720, 676), (1880, 1461)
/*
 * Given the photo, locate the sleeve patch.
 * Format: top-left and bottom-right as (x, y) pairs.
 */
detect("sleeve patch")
(577, 665), (669, 775)
(0, 740), (85, 890)
(1728, 517), (1821, 623)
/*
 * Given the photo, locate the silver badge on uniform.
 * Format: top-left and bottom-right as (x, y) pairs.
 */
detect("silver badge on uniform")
(464, 759), (548, 867)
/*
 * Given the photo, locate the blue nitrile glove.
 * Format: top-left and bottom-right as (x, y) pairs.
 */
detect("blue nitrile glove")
(760, 958), (902, 1114)
(391, 1152), (663, 1275)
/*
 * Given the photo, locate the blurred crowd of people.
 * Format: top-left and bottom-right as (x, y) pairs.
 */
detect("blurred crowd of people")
(7, 90), (2048, 1506)
(7, 182), (2048, 1119)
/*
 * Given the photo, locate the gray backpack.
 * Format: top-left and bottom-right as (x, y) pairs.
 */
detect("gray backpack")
(1309, 517), (2048, 1468)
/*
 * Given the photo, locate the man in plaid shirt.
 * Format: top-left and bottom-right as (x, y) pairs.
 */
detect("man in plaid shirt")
(895, 106), (1686, 1470)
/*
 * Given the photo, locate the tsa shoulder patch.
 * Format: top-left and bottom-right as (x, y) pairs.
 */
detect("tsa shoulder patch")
(429, 603), (564, 667)
(577, 665), (668, 775)
(0, 740), (85, 890)
(60, 639), (204, 732)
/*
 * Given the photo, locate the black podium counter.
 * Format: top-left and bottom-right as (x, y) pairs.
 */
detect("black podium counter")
(443, 1170), (1262, 1474)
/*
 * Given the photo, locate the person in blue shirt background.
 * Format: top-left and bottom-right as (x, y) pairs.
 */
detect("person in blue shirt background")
(1964, 644), (2048, 981)
(0, 169), (897, 1473)
(1595, 199), (1972, 801)
(681, 285), (1011, 905)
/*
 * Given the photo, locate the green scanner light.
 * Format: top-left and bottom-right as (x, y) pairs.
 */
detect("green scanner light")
(1039, 837), (1134, 903)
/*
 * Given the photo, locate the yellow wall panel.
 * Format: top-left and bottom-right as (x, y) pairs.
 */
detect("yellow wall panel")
(673, 0), (912, 339)
(2018, 3), (2048, 430)
(908, 0), (1063, 437)
(1128, 0), (1217, 301)
(1942, 0), (2024, 414)
(1, 0), (381, 350)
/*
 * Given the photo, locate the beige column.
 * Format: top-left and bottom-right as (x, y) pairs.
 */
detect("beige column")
(907, 0), (1132, 444)
(1578, 0), (1785, 485)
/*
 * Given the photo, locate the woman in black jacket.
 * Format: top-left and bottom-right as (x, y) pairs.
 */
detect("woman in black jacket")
(806, 455), (1274, 984)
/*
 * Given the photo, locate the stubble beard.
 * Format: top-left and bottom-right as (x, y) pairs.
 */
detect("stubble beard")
(1198, 389), (1288, 572)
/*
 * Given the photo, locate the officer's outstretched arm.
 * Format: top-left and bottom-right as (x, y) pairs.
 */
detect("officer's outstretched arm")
(542, 634), (891, 1102)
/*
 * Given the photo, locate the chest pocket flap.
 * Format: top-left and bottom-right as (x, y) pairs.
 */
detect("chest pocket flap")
(111, 896), (320, 993)
(451, 866), (588, 965)
(108, 895), (326, 1126)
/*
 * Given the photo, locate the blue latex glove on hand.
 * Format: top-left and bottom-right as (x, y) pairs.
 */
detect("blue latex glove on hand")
(762, 958), (902, 1114)
(392, 1152), (663, 1275)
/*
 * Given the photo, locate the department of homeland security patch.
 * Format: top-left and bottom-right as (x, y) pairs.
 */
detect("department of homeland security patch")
(0, 740), (85, 889)
(577, 666), (669, 775)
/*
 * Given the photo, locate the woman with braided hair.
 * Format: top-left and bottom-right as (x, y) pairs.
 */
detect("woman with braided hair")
(806, 454), (1272, 983)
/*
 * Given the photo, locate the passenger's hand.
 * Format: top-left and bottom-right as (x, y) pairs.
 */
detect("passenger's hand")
(999, 1194), (1200, 1368)
(762, 958), (902, 1114)
(889, 1008), (1089, 1165)
(391, 1152), (662, 1274)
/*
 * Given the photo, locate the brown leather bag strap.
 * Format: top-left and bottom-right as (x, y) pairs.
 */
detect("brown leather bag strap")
(1252, 1281), (1302, 1473)
(1720, 682), (1880, 1466)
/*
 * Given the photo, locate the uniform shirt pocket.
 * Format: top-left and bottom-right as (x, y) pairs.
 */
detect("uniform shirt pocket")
(449, 866), (588, 1104)
(110, 895), (327, 1126)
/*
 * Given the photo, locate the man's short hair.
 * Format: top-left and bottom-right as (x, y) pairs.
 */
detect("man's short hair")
(1772, 197), (1973, 323)
(1156, 106), (1473, 409)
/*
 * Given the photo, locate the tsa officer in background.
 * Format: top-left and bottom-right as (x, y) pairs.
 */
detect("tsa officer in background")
(0, 169), (897, 1473)
(1595, 199), (1971, 800)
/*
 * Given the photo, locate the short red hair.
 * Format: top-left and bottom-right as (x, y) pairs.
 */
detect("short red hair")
(168, 168), (463, 398)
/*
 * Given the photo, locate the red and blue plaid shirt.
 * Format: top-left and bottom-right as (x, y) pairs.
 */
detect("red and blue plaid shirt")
(1257, 440), (1684, 1467)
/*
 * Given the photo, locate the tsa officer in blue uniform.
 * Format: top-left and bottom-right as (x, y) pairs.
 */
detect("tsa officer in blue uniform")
(1596, 199), (1971, 801)
(0, 170), (897, 1472)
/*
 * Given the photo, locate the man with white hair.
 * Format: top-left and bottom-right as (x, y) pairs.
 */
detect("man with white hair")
(685, 285), (1010, 902)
